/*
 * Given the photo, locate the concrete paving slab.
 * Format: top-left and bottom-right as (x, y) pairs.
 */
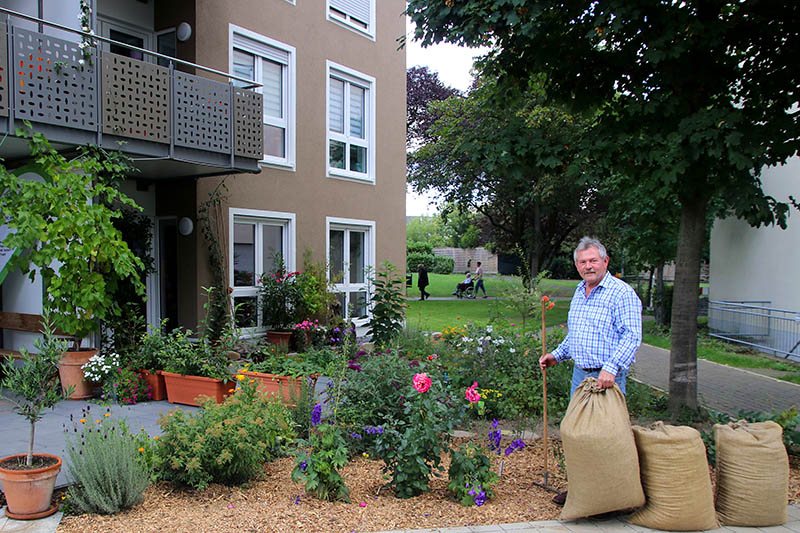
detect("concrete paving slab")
(0, 510), (62, 532)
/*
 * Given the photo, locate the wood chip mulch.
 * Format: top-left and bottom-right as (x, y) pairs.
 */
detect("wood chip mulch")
(56, 440), (800, 533)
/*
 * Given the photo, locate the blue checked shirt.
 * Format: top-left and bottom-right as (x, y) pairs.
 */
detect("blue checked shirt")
(551, 272), (642, 376)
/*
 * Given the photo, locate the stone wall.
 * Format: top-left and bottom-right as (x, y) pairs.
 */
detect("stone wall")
(432, 247), (498, 274)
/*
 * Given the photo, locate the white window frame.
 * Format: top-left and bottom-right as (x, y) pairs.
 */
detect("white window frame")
(326, 217), (376, 326)
(326, 61), (376, 184)
(229, 24), (296, 171)
(229, 208), (296, 336)
(97, 16), (154, 61)
(326, 0), (376, 40)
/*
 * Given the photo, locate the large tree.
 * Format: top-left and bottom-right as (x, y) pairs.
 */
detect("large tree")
(408, 76), (602, 280)
(407, 66), (461, 149)
(406, 1), (799, 413)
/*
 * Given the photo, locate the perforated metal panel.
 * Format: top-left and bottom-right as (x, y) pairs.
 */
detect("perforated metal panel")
(13, 27), (97, 130)
(0, 22), (8, 118)
(101, 52), (170, 143)
(174, 72), (230, 154)
(234, 89), (263, 159)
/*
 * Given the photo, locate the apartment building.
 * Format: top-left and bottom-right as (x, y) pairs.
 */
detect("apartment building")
(0, 0), (406, 348)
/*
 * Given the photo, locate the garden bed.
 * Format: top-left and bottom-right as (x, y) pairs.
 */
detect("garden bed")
(56, 439), (800, 533)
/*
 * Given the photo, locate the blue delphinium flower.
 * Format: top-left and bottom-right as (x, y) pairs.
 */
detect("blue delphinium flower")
(311, 404), (322, 426)
(299, 460), (307, 471)
(488, 419), (502, 454)
(474, 489), (486, 507)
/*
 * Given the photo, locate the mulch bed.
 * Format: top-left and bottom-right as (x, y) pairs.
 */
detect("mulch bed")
(55, 440), (800, 533)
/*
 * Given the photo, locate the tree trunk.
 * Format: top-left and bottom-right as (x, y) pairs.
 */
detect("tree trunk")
(645, 267), (654, 309)
(668, 196), (708, 416)
(654, 260), (665, 326)
(27, 420), (35, 466)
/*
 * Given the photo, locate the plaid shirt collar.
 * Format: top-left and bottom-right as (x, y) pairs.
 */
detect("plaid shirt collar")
(576, 271), (612, 297)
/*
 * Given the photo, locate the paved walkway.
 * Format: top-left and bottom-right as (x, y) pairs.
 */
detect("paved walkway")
(2, 343), (800, 531)
(631, 343), (800, 414)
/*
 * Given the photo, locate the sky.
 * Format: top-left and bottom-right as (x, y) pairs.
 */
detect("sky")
(404, 17), (489, 217)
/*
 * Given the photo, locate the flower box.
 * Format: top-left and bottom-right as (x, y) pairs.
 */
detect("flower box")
(241, 370), (313, 406)
(161, 371), (235, 407)
(139, 369), (166, 401)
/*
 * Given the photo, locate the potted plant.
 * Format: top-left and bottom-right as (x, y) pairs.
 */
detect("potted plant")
(159, 328), (234, 407)
(0, 129), (145, 399)
(259, 258), (304, 347)
(242, 346), (334, 406)
(128, 323), (171, 401)
(0, 316), (74, 519)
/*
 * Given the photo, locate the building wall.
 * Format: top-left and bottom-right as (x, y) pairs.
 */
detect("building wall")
(433, 247), (498, 274)
(710, 157), (800, 310)
(192, 0), (407, 319)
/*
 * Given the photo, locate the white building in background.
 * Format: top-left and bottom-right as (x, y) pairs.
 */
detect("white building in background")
(710, 157), (799, 311)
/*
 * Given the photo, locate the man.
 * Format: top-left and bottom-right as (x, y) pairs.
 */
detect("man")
(474, 261), (487, 298)
(538, 236), (642, 505)
(417, 263), (430, 300)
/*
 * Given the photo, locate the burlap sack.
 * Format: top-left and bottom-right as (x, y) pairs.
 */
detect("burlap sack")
(627, 422), (719, 531)
(714, 420), (789, 526)
(559, 378), (645, 520)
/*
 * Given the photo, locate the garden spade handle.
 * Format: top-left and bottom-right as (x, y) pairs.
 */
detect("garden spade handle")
(541, 302), (549, 479)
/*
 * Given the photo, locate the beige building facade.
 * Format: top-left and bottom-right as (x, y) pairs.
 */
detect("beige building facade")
(0, 0), (406, 347)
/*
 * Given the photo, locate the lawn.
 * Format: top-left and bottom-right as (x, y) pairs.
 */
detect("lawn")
(408, 273), (521, 298)
(405, 298), (569, 333)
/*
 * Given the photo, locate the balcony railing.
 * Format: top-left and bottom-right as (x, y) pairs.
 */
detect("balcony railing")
(0, 9), (264, 178)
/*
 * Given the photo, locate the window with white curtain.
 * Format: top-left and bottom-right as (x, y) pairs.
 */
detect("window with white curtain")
(327, 217), (375, 325)
(327, 0), (375, 38)
(327, 62), (375, 182)
(230, 26), (295, 168)
(230, 208), (295, 333)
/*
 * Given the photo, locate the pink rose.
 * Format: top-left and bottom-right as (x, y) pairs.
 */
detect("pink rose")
(465, 382), (481, 403)
(412, 373), (431, 393)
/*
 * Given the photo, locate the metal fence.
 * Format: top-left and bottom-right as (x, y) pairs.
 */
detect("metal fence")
(708, 300), (800, 361)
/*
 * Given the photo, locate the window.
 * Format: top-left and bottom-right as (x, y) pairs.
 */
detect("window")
(230, 208), (295, 332)
(327, 62), (375, 182)
(230, 25), (296, 169)
(327, 0), (375, 38)
(327, 217), (375, 324)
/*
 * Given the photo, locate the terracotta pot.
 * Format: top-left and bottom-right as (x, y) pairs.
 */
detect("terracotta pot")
(0, 453), (61, 520)
(139, 369), (166, 401)
(161, 371), (235, 407)
(58, 349), (97, 400)
(241, 371), (315, 406)
(266, 330), (292, 348)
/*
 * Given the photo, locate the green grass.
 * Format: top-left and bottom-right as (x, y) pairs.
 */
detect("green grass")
(643, 323), (800, 384)
(410, 273), (521, 298)
(405, 299), (569, 333)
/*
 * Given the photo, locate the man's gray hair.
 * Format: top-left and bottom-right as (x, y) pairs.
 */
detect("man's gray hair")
(574, 237), (607, 262)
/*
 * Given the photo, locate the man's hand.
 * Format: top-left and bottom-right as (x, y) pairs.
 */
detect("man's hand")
(597, 370), (616, 389)
(539, 353), (556, 371)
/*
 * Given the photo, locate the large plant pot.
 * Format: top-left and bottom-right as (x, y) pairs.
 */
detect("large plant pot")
(266, 330), (292, 348)
(161, 371), (235, 407)
(242, 371), (314, 406)
(58, 349), (97, 400)
(0, 454), (61, 520)
(139, 369), (167, 401)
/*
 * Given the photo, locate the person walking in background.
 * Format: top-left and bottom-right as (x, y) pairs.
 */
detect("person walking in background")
(474, 261), (487, 298)
(417, 263), (430, 300)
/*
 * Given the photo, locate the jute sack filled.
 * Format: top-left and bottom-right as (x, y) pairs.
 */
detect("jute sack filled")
(627, 422), (719, 531)
(715, 420), (788, 526)
(559, 378), (644, 520)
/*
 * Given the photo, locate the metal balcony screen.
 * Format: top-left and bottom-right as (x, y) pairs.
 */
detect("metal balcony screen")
(234, 88), (264, 159)
(0, 22), (8, 117)
(174, 72), (231, 154)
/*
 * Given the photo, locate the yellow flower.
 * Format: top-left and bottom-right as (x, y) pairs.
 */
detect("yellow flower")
(236, 374), (245, 381)
(95, 419), (101, 424)
(104, 413), (111, 417)
(153, 436), (159, 440)
(362, 452), (369, 458)
(79, 418), (86, 424)
(138, 447), (144, 453)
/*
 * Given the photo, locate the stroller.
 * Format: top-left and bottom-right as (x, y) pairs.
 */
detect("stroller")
(453, 273), (475, 299)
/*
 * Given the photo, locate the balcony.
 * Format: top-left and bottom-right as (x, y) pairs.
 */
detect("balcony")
(0, 13), (263, 179)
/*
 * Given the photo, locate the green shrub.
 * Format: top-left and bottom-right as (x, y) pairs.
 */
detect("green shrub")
(447, 441), (498, 506)
(154, 379), (295, 489)
(432, 255), (455, 274)
(367, 262), (407, 349)
(407, 241), (434, 255)
(292, 419), (350, 502)
(406, 252), (435, 272)
(64, 412), (150, 514)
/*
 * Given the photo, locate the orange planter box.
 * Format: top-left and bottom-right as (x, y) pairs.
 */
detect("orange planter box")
(161, 371), (235, 407)
(241, 371), (313, 406)
(139, 369), (167, 401)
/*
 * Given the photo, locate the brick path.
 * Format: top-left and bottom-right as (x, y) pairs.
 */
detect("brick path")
(632, 343), (800, 415)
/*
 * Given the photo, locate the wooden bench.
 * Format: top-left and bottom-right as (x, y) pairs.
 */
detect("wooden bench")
(0, 311), (66, 360)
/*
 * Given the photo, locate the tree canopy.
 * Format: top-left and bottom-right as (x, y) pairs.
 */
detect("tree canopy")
(407, 0), (800, 412)
(407, 66), (461, 149)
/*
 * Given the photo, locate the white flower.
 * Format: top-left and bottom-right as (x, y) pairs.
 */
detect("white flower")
(509, 348), (516, 353)
(486, 325), (493, 333)
(78, 59), (85, 65)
